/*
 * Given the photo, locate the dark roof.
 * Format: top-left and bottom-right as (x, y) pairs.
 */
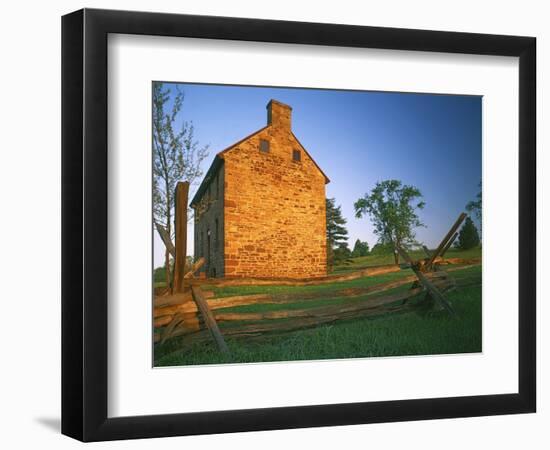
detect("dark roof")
(189, 156), (224, 207)
(190, 126), (268, 207)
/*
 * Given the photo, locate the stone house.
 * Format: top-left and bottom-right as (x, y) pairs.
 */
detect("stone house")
(190, 99), (329, 279)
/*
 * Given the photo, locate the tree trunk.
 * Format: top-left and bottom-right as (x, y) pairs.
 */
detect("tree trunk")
(164, 248), (171, 288)
(164, 217), (172, 288)
(164, 181), (172, 288)
(393, 250), (399, 265)
(173, 182), (189, 293)
(392, 238), (400, 265)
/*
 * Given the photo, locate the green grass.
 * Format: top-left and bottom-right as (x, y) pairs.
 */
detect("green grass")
(206, 269), (413, 298)
(332, 246), (481, 273)
(154, 265), (481, 367)
(153, 247), (481, 287)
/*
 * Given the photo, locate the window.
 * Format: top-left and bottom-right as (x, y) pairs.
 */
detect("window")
(292, 149), (301, 162)
(259, 139), (270, 153)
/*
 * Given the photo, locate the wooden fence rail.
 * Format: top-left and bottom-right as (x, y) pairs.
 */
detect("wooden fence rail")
(153, 264), (480, 345)
(153, 210), (479, 349)
(153, 260), (478, 321)
(153, 282), (461, 345)
(154, 272), (450, 318)
(185, 264), (401, 287)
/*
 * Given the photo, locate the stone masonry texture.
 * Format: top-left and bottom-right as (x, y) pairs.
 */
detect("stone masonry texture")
(192, 99), (328, 279)
(193, 166), (225, 278)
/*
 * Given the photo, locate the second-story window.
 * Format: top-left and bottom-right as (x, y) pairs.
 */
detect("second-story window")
(292, 149), (301, 162)
(260, 139), (270, 153)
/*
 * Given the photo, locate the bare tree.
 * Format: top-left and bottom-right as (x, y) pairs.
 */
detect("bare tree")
(153, 82), (209, 285)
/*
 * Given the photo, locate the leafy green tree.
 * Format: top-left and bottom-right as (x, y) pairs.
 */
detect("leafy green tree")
(333, 243), (352, 263)
(456, 216), (480, 250)
(153, 266), (167, 283)
(351, 239), (370, 257)
(466, 181), (482, 230)
(153, 82), (209, 285)
(326, 198), (349, 269)
(466, 181), (482, 219)
(370, 242), (394, 255)
(354, 179), (425, 265)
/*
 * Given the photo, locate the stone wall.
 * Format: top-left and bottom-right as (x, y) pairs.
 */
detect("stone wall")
(222, 100), (328, 278)
(193, 166), (225, 277)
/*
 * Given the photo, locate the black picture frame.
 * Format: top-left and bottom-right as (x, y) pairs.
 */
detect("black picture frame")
(61, 8), (536, 442)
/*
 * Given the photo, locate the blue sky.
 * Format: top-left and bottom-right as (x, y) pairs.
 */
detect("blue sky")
(153, 82), (481, 267)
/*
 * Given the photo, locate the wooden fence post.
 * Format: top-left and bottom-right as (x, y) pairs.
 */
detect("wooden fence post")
(173, 181), (189, 293)
(192, 286), (230, 354)
(396, 245), (456, 316)
(426, 213), (467, 270)
(184, 257), (205, 278)
(154, 222), (176, 258)
(441, 232), (458, 258)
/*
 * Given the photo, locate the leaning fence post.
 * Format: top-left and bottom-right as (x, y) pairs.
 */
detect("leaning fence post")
(426, 213), (467, 270)
(192, 286), (230, 354)
(396, 245), (456, 317)
(441, 232), (458, 258)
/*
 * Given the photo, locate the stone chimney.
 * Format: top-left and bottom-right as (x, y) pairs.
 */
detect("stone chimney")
(267, 99), (292, 130)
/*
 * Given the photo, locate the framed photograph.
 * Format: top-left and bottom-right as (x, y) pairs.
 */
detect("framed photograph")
(62, 8), (536, 441)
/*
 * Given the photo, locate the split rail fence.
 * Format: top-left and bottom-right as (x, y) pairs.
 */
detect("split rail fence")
(153, 183), (480, 355)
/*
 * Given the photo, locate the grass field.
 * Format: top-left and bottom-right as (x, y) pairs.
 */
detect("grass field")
(332, 246), (482, 273)
(154, 260), (482, 367)
(153, 247), (481, 288)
